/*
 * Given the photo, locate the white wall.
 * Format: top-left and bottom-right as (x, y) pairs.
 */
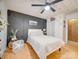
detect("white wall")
(47, 14), (65, 40)
(47, 19), (55, 36)
(66, 11), (78, 19)
(54, 14), (65, 40)
(47, 11), (78, 44)
(0, 0), (7, 57)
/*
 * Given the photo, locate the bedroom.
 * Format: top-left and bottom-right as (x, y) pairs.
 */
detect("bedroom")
(0, 0), (78, 59)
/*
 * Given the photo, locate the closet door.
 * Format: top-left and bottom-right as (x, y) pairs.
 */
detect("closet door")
(68, 19), (78, 42)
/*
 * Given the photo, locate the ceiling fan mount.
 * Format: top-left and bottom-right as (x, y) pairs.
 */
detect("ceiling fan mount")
(32, 0), (63, 14)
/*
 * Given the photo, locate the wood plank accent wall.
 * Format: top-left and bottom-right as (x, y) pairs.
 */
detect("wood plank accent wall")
(7, 10), (47, 44)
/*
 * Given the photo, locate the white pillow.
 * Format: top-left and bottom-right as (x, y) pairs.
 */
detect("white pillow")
(28, 29), (43, 36)
(30, 32), (43, 36)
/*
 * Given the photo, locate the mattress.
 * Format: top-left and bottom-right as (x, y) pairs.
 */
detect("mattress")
(27, 35), (64, 59)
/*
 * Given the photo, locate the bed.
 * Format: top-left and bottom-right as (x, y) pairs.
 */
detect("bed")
(27, 29), (64, 59)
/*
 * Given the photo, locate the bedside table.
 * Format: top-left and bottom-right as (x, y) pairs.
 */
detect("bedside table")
(43, 31), (47, 35)
(8, 40), (17, 49)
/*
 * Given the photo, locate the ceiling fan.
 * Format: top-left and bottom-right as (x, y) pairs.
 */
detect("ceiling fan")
(32, 0), (63, 14)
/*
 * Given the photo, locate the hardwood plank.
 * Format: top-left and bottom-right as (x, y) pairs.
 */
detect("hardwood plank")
(2, 42), (78, 59)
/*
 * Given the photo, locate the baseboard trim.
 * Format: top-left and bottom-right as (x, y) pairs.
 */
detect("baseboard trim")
(69, 41), (78, 47)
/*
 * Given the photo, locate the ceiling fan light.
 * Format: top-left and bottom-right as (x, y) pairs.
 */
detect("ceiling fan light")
(45, 6), (50, 11)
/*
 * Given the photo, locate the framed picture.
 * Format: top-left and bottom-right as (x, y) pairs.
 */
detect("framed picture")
(29, 20), (38, 26)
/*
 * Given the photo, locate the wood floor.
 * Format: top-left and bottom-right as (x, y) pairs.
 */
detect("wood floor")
(2, 41), (78, 59)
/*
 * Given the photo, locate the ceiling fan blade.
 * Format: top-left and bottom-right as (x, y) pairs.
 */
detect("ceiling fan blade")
(50, 7), (56, 12)
(50, 0), (63, 5)
(41, 9), (45, 14)
(32, 4), (46, 6)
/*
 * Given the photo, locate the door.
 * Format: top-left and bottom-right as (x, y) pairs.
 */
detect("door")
(68, 19), (78, 42)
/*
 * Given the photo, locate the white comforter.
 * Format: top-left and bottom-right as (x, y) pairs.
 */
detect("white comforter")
(27, 35), (64, 59)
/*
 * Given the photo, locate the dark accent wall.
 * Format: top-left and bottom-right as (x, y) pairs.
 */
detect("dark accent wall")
(7, 10), (47, 44)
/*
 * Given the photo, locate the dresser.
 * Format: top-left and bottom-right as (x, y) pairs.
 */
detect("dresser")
(0, 30), (7, 59)
(0, 1), (7, 59)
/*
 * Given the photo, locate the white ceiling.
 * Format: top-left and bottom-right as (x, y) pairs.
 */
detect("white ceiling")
(6, 0), (78, 19)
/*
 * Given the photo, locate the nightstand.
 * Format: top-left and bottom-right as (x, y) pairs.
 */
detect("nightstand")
(8, 39), (17, 49)
(43, 31), (47, 35)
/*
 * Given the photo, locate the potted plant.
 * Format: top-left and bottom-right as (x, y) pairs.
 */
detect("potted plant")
(10, 29), (18, 41)
(0, 18), (9, 31)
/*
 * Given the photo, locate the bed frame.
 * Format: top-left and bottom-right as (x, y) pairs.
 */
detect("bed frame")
(59, 48), (61, 51)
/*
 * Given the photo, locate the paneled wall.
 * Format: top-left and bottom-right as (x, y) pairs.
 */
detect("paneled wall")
(7, 10), (46, 43)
